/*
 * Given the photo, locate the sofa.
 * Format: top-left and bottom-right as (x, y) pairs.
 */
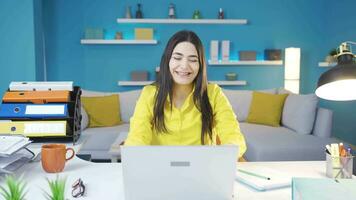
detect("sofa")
(78, 87), (341, 162)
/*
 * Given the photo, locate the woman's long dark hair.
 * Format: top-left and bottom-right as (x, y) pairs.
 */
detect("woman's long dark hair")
(153, 30), (213, 145)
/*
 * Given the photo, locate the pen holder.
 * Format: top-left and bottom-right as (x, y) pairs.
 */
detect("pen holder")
(326, 153), (353, 179)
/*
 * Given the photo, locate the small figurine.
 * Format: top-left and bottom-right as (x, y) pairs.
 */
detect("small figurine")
(125, 6), (132, 19)
(192, 10), (201, 19)
(168, 3), (176, 19)
(218, 8), (224, 19)
(135, 3), (143, 18)
(115, 32), (123, 40)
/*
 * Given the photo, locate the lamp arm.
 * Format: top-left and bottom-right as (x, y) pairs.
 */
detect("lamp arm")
(343, 41), (356, 45)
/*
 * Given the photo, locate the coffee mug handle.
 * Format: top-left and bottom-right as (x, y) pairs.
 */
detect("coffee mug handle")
(66, 148), (75, 161)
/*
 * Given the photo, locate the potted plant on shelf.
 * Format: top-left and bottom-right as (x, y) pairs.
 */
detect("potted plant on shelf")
(325, 48), (338, 63)
(44, 176), (67, 200)
(0, 175), (27, 200)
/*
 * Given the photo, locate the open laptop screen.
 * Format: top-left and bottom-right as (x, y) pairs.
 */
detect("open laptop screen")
(121, 145), (238, 200)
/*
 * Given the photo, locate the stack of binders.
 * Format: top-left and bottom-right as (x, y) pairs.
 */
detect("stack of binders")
(0, 82), (82, 143)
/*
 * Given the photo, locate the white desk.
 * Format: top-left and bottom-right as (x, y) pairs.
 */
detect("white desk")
(8, 153), (329, 200)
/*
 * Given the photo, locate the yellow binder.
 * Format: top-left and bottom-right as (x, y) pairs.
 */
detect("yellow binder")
(0, 121), (67, 137)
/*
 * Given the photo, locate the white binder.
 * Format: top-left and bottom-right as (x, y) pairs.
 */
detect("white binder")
(9, 81), (73, 91)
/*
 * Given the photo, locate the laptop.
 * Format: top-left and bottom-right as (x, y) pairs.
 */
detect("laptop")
(121, 145), (238, 200)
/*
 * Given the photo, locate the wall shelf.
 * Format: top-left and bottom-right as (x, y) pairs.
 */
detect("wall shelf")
(318, 62), (336, 67)
(118, 80), (247, 86)
(80, 39), (158, 44)
(118, 81), (154, 86)
(117, 18), (248, 25)
(209, 80), (247, 85)
(208, 60), (283, 66)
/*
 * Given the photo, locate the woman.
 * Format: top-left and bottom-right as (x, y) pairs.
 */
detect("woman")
(125, 30), (246, 158)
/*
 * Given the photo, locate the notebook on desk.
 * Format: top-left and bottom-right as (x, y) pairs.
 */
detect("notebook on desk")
(235, 165), (292, 191)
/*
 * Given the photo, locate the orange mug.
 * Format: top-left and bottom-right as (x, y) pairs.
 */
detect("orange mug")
(41, 144), (75, 173)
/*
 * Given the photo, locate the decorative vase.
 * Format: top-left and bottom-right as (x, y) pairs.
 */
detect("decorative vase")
(192, 10), (201, 19)
(135, 3), (143, 19)
(125, 6), (132, 19)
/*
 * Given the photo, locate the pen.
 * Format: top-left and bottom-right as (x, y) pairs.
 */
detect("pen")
(238, 169), (271, 180)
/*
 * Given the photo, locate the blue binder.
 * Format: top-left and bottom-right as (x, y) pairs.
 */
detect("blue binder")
(0, 104), (68, 118)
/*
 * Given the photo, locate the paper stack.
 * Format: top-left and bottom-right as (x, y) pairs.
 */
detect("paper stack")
(0, 135), (33, 174)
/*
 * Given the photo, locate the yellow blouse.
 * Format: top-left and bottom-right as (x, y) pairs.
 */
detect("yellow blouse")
(124, 83), (247, 158)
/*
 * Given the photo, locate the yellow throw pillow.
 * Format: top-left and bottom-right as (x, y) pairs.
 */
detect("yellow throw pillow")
(247, 92), (288, 127)
(81, 94), (122, 127)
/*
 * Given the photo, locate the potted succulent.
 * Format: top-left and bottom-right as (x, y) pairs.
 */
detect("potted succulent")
(325, 48), (338, 63)
(44, 176), (67, 200)
(0, 175), (27, 200)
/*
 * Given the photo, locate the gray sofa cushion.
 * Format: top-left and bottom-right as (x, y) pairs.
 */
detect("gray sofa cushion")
(223, 90), (252, 122)
(79, 123), (130, 159)
(119, 90), (141, 123)
(312, 108), (333, 138)
(282, 94), (318, 135)
(240, 122), (340, 161)
(223, 89), (276, 122)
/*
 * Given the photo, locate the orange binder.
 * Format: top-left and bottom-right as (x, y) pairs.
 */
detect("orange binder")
(3, 91), (70, 104)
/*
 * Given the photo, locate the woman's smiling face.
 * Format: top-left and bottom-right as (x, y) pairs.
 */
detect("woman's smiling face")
(169, 42), (200, 86)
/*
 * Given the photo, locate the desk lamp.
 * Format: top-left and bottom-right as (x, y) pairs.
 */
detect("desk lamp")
(316, 41), (356, 100)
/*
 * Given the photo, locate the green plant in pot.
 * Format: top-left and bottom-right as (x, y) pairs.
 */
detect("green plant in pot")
(0, 175), (27, 200)
(44, 176), (67, 200)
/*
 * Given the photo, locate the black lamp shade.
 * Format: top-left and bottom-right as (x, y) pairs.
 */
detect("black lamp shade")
(316, 54), (356, 101)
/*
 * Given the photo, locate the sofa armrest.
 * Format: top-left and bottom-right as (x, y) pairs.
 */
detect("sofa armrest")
(312, 107), (333, 138)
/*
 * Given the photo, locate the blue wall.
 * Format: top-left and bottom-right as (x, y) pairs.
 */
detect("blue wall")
(33, 0), (45, 81)
(318, 1), (356, 145)
(0, 0), (39, 93)
(42, 0), (327, 92)
(1, 0), (355, 144)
